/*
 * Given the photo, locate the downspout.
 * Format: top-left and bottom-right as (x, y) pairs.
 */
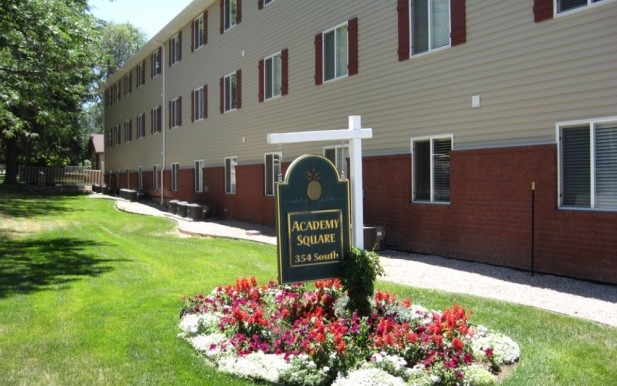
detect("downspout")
(154, 40), (166, 206)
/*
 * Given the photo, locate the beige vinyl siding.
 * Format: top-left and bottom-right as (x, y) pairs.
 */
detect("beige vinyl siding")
(104, 0), (617, 172)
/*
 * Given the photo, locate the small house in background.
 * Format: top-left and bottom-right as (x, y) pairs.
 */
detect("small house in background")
(87, 134), (105, 170)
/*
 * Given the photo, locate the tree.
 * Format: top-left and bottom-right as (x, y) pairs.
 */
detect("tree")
(0, 0), (99, 183)
(82, 21), (147, 134)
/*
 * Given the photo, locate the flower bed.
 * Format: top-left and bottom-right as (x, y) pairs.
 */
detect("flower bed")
(179, 277), (520, 385)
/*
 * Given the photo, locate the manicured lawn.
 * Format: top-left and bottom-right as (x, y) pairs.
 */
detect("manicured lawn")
(0, 184), (615, 385)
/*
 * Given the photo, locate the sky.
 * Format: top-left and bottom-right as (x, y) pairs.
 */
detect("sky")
(88, 0), (194, 39)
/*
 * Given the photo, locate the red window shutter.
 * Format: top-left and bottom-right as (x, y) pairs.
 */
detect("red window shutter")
(204, 85), (208, 119)
(158, 47), (162, 74)
(150, 54), (154, 78)
(179, 96), (182, 126)
(151, 109), (154, 134)
(191, 90), (195, 122)
(142, 60), (146, 84)
(314, 34), (323, 85)
(158, 106), (161, 132)
(281, 48), (289, 96)
(129, 72), (132, 93)
(118, 79), (121, 101)
(168, 40), (172, 67)
(397, 0), (410, 61)
(178, 31), (183, 61)
(348, 17), (359, 75)
(237, 0), (242, 24)
(258, 59), (264, 102)
(534, 0), (553, 22)
(168, 101), (172, 129)
(204, 11), (208, 45)
(258, 0), (263, 10)
(236, 69), (242, 109)
(450, 0), (466, 46)
(220, 77), (224, 114)
(219, 0), (224, 34)
(191, 20), (195, 52)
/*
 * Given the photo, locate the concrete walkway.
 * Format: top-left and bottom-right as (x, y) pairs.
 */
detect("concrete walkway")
(109, 197), (617, 327)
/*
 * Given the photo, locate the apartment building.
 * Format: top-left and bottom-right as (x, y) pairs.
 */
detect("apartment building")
(104, 0), (617, 283)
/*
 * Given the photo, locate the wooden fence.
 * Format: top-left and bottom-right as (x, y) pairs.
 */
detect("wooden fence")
(19, 166), (104, 187)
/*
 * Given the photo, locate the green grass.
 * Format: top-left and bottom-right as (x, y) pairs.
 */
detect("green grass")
(0, 184), (616, 385)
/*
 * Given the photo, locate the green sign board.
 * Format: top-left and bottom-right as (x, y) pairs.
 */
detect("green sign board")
(276, 155), (351, 284)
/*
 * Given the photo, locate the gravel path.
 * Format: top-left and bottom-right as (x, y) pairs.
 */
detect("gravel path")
(110, 197), (617, 327)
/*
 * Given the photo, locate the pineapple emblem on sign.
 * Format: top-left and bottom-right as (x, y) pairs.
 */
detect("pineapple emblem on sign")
(306, 167), (321, 201)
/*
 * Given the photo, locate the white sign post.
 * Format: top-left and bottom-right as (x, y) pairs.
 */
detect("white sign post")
(267, 115), (373, 249)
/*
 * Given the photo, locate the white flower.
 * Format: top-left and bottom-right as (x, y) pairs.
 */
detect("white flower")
(332, 368), (406, 386)
(217, 352), (291, 383)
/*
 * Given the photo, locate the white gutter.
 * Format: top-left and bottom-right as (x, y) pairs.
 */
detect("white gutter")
(154, 40), (166, 206)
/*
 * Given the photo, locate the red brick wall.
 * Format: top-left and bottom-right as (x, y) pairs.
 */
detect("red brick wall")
(363, 145), (617, 284)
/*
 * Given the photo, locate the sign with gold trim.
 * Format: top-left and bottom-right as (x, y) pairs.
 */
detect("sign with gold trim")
(276, 155), (351, 283)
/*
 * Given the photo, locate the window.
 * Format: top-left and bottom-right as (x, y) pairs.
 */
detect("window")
(125, 168), (131, 189)
(151, 106), (162, 133)
(115, 169), (120, 189)
(557, 0), (606, 13)
(123, 72), (132, 96)
(558, 118), (617, 210)
(170, 33), (182, 65)
(136, 60), (146, 87)
(225, 156), (238, 194)
(153, 165), (159, 191)
(324, 145), (349, 178)
(124, 119), (132, 142)
(398, 0), (465, 60)
(192, 13), (207, 51)
(171, 162), (179, 192)
(315, 18), (358, 85)
(192, 86), (207, 121)
(136, 113), (146, 139)
(194, 160), (205, 192)
(169, 97), (182, 128)
(115, 81), (121, 102)
(151, 47), (162, 78)
(264, 152), (281, 196)
(222, 0), (238, 32)
(258, 0), (275, 9)
(115, 125), (121, 145)
(138, 166), (143, 190)
(259, 50), (288, 102)
(411, 135), (452, 203)
(107, 128), (113, 146)
(222, 71), (241, 113)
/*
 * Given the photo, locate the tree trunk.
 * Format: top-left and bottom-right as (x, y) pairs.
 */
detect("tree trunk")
(3, 137), (19, 184)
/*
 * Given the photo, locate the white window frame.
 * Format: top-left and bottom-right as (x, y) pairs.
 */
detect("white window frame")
(151, 49), (161, 77)
(322, 22), (348, 82)
(193, 16), (205, 50)
(152, 106), (161, 134)
(264, 152), (282, 196)
(411, 134), (453, 204)
(153, 164), (159, 191)
(264, 52), (282, 100)
(225, 156), (238, 194)
(555, 0), (613, 16)
(194, 160), (205, 192)
(170, 33), (181, 65)
(137, 166), (143, 190)
(224, 0), (237, 31)
(136, 62), (145, 87)
(194, 86), (205, 121)
(123, 119), (132, 143)
(171, 162), (180, 192)
(557, 116), (617, 211)
(136, 113), (145, 139)
(410, 0), (451, 56)
(123, 72), (132, 96)
(170, 97), (181, 128)
(125, 168), (131, 189)
(323, 145), (349, 178)
(224, 72), (238, 112)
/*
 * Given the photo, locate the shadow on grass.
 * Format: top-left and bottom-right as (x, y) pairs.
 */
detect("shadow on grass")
(0, 184), (87, 219)
(0, 235), (119, 298)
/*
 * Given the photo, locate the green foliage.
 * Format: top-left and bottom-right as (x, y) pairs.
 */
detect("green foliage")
(340, 247), (385, 316)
